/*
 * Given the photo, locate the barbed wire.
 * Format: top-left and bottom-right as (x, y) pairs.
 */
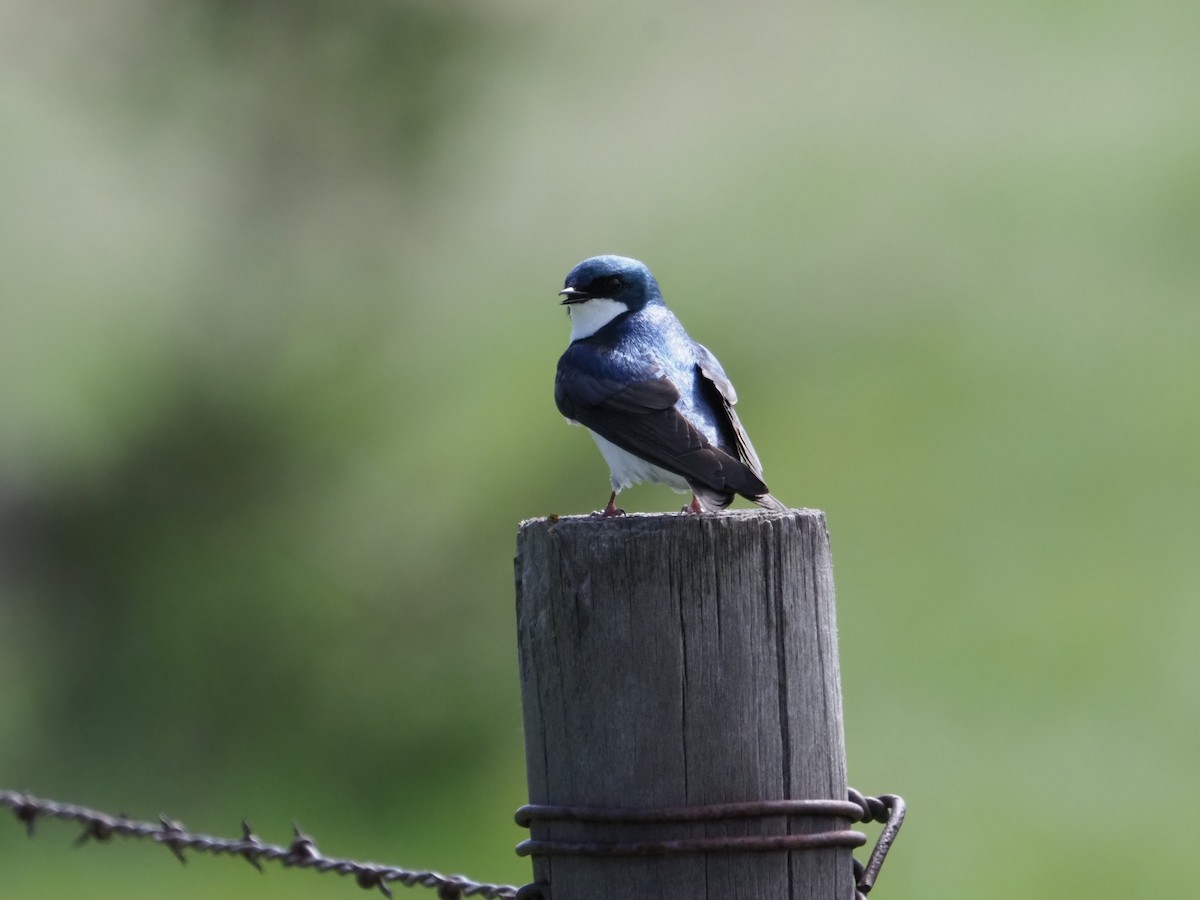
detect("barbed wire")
(0, 790), (523, 899)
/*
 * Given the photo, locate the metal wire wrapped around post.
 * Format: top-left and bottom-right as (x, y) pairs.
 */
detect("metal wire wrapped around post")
(513, 790), (904, 899)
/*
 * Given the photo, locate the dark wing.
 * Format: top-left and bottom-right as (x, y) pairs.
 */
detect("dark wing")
(695, 343), (766, 480)
(556, 344), (769, 505)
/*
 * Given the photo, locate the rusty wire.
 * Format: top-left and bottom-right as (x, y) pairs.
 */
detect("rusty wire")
(514, 789), (904, 897)
(2, 787), (902, 899)
(848, 789), (906, 896)
(514, 797), (869, 857)
(0, 790), (522, 899)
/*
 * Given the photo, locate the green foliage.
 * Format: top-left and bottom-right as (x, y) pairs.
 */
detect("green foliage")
(1, 2), (1197, 898)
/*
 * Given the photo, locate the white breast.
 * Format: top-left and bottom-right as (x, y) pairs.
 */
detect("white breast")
(568, 297), (628, 342)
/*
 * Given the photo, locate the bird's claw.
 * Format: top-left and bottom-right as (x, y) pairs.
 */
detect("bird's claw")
(592, 493), (626, 518)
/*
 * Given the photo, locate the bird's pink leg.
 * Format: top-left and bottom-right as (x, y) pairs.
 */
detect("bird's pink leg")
(593, 491), (626, 518)
(681, 494), (704, 515)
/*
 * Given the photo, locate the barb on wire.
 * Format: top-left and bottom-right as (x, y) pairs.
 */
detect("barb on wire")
(0, 790), (522, 900)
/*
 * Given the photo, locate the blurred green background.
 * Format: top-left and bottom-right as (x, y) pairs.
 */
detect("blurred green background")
(2, 1), (1197, 897)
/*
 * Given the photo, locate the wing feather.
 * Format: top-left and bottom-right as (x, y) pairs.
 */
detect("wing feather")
(695, 344), (766, 480)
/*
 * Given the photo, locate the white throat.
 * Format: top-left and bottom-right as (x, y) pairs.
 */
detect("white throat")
(567, 297), (628, 342)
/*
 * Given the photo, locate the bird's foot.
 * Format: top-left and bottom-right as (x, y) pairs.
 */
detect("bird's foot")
(680, 495), (704, 515)
(592, 492), (626, 519)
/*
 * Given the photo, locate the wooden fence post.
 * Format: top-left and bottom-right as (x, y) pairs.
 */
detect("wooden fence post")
(514, 508), (854, 899)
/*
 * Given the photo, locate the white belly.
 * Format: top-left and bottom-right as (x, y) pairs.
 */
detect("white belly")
(589, 431), (690, 494)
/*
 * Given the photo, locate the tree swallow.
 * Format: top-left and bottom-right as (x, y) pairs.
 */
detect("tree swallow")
(555, 255), (785, 516)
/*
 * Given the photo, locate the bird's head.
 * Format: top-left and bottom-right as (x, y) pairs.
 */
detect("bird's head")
(559, 255), (662, 311)
(558, 256), (662, 342)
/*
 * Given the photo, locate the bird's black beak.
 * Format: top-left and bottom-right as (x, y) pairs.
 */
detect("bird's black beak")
(559, 287), (590, 305)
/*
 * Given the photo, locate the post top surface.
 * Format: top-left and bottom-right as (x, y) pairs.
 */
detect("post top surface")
(518, 507), (826, 535)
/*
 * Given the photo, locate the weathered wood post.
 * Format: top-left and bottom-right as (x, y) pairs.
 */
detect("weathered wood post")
(515, 508), (855, 899)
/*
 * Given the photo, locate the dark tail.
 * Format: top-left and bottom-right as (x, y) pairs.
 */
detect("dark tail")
(753, 492), (787, 512)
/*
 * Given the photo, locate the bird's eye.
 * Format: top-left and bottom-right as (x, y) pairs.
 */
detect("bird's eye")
(604, 276), (622, 293)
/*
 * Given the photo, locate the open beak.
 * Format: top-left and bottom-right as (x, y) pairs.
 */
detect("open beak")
(558, 287), (591, 305)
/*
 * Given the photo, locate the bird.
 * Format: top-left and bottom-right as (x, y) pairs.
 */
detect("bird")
(554, 254), (785, 517)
